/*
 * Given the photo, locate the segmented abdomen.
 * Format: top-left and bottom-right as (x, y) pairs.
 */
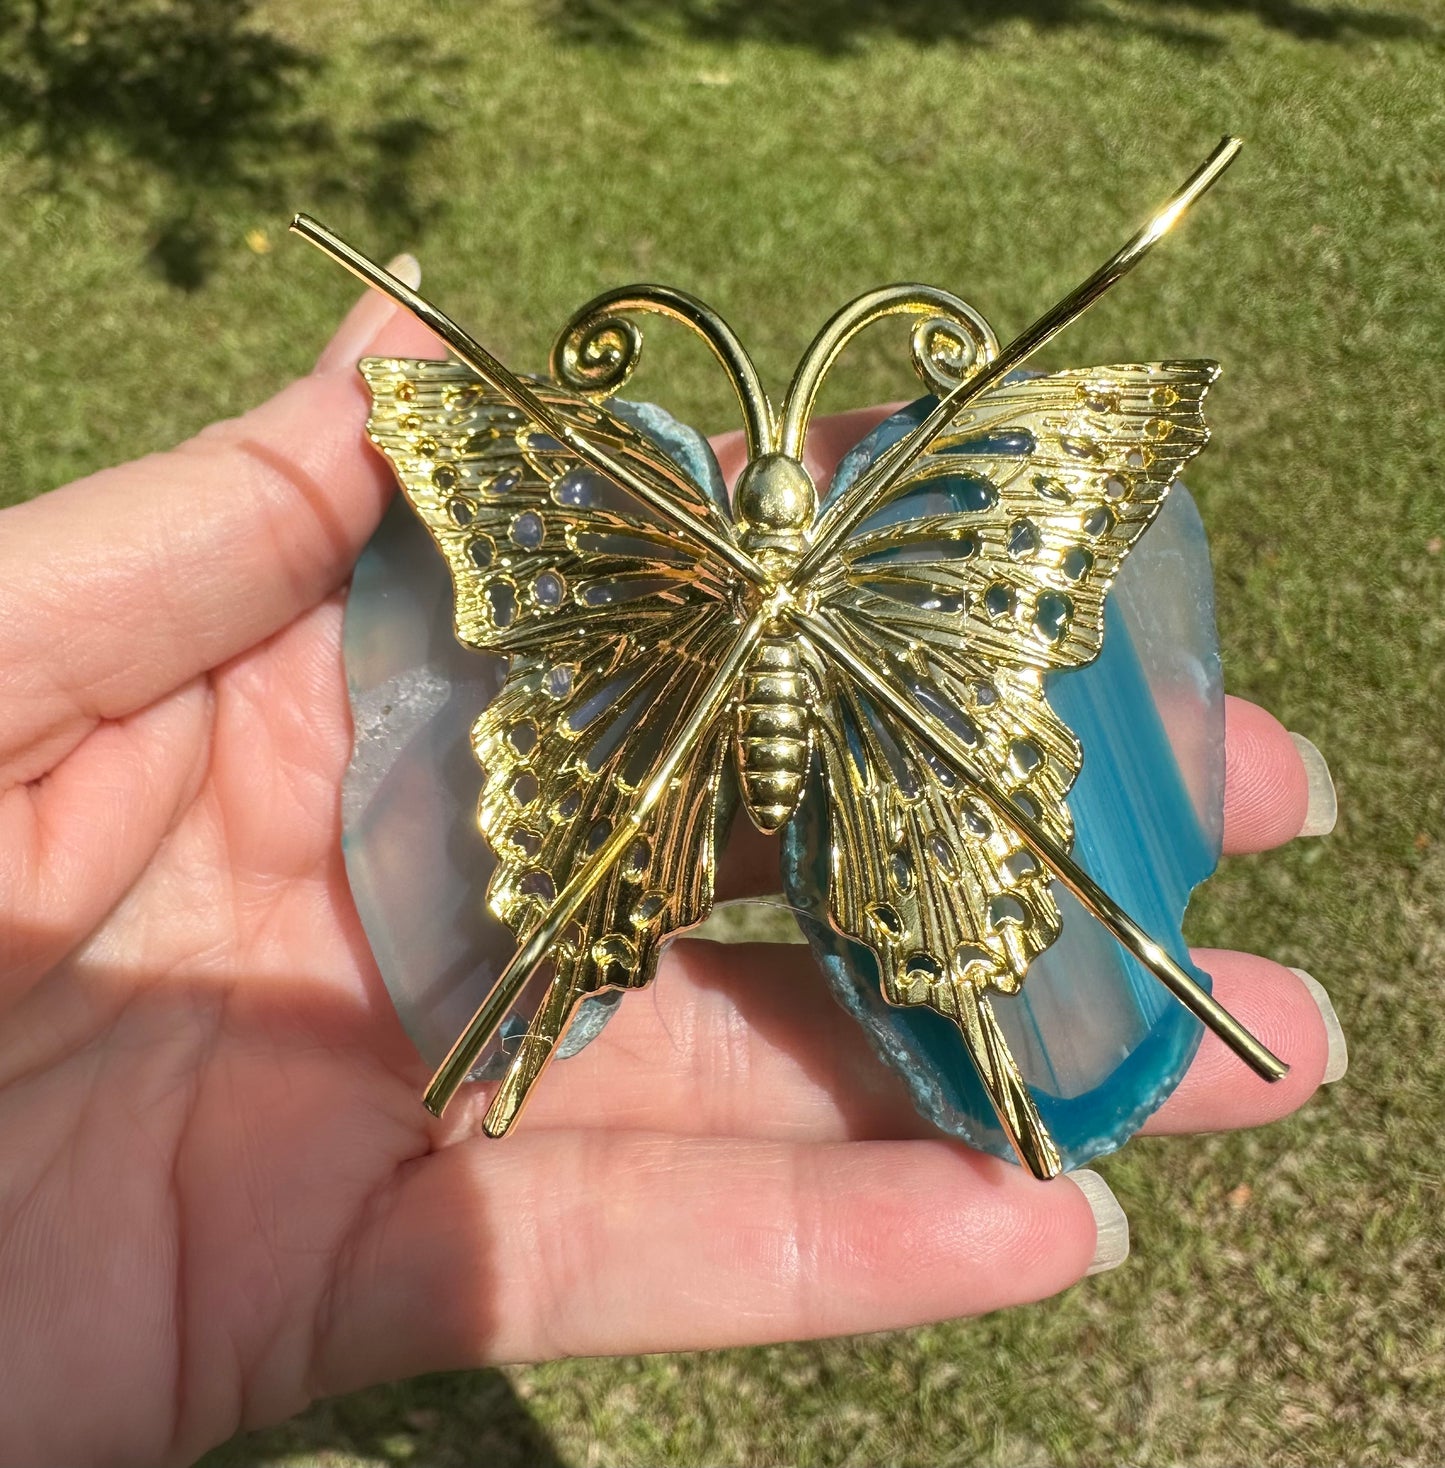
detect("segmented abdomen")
(735, 636), (813, 834)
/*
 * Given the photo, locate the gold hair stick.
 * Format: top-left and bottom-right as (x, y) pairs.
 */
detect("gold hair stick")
(792, 137), (1243, 586)
(289, 215), (767, 587)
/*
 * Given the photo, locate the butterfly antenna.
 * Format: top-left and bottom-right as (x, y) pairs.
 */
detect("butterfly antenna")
(793, 137), (1244, 587)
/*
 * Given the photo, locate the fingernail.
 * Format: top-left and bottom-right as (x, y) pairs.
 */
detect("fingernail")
(1289, 732), (1337, 837)
(314, 251), (422, 376)
(1289, 967), (1349, 1083)
(1070, 1168), (1130, 1276)
(388, 252), (422, 290)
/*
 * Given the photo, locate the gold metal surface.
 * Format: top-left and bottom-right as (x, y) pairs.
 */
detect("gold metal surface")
(792, 135), (1244, 585)
(779, 284), (1001, 458)
(297, 136), (1287, 1177)
(290, 215), (765, 586)
(550, 285), (777, 462)
(354, 349), (763, 1123)
(793, 607), (1286, 1091)
(427, 605), (768, 1125)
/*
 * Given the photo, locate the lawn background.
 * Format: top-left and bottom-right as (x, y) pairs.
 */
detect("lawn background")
(2, 0), (1442, 1463)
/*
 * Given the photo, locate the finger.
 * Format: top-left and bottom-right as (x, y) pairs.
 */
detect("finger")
(316, 1128), (1107, 1393)
(471, 936), (923, 1142)
(459, 937), (1341, 1146)
(0, 256), (442, 788)
(1143, 949), (1346, 1132)
(1223, 696), (1336, 851)
(713, 817), (784, 901)
(0, 678), (212, 1004)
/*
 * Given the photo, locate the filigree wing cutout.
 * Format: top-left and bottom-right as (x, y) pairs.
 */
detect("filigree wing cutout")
(361, 358), (738, 657)
(804, 639), (1066, 1172)
(807, 643), (1067, 998)
(361, 359), (742, 1131)
(815, 362), (1219, 672)
(471, 625), (737, 1133)
(803, 363), (1220, 1174)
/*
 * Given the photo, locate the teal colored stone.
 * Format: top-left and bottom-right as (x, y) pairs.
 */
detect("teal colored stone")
(343, 389), (1223, 1164)
(781, 397), (1224, 1169)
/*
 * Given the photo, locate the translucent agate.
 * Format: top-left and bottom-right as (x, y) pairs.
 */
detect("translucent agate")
(781, 399), (1224, 1168)
(343, 396), (1224, 1163)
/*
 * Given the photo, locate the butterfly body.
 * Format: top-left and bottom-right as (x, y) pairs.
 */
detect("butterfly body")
(731, 452), (822, 831)
(734, 632), (815, 834)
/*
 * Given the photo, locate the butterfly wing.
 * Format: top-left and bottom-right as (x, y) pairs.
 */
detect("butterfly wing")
(805, 362), (1219, 1174)
(362, 359), (741, 1131)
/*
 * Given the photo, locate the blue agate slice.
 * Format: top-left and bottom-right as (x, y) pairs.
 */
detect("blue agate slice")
(781, 398), (1225, 1169)
(345, 387), (1223, 1165)
(341, 400), (728, 1080)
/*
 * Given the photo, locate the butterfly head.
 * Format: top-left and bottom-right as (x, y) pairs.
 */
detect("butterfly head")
(734, 453), (817, 582)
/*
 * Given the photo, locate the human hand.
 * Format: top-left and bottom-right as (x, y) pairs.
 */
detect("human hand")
(0, 264), (1344, 1466)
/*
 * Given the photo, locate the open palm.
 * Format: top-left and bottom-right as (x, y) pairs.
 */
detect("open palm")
(0, 271), (1340, 1466)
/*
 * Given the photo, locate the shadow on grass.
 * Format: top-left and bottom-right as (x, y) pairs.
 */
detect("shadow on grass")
(201, 1371), (572, 1468)
(550, 0), (1438, 52)
(0, 0), (452, 289)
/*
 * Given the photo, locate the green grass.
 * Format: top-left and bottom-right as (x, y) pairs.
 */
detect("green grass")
(4, 0), (1444, 1463)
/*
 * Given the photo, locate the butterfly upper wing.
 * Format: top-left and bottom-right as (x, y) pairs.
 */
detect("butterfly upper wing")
(362, 359), (741, 1131)
(815, 362), (1219, 677)
(804, 363), (1219, 1171)
(361, 362), (738, 656)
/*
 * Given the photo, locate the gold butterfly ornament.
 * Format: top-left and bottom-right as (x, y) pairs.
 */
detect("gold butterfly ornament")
(296, 137), (1288, 1180)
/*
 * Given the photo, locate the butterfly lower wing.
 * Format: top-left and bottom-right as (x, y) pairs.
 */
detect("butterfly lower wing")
(804, 362), (1219, 1174)
(472, 624), (737, 1132)
(807, 643), (1064, 1176)
(362, 358), (742, 1128)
